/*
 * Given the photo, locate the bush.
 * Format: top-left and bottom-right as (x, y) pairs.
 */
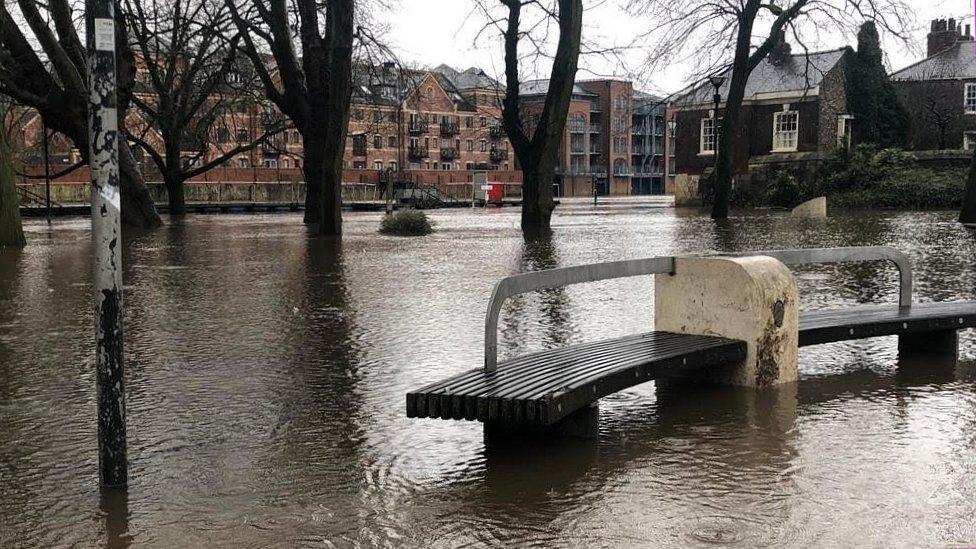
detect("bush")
(765, 170), (803, 209)
(379, 209), (434, 236)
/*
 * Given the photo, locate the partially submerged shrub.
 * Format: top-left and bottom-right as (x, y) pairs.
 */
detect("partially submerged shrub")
(379, 209), (434, 236)
(765, 170), (802, 209)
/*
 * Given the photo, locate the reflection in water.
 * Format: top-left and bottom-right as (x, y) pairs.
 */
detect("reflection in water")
(1, 206), (976, 546)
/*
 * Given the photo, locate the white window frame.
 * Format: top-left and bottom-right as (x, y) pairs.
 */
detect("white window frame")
(966, 83), (976, 114)
(699, 117), (720, 155)
(836, 115), (854, 149)
(964, 131), (976, 151)
(772, 110), (799, 152)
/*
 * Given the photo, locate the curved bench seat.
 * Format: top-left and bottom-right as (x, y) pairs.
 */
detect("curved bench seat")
(406, 331), (746, 426)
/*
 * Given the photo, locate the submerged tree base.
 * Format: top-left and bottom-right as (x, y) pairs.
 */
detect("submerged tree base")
(379, 209), (434, 236)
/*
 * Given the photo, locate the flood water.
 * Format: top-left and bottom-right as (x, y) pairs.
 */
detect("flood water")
(1, 200), (975, 547)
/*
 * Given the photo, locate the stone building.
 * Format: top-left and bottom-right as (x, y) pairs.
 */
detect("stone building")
(891, 19), (976, 151)
(666, 37), (853, 204)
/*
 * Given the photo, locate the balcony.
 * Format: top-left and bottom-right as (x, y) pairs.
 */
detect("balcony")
(440, 122), (460, 135)
(589, 100), (602, 112)
(440, 147), (459, 160)
(490, 148), (509, 162)
(589, 123), (601, 133)
(490, 125), (504, 140)
(408, 120), (429, 134)
(409, 146), (430, 160)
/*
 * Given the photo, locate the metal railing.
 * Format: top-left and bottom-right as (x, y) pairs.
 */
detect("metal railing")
(484, 257), (676, 372)
(482, 246), (913, 372)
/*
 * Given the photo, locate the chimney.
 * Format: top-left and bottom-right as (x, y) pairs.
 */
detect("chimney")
(928, 17), (961, 57)
(768, 30), (792, 65)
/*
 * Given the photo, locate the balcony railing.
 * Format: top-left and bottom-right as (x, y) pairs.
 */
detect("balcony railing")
(408, 120), (429, 134)
(490, 125), (504, 140)
(440, 147), (460, 160)
(556, 165), (607, 176)
(490, 148), (509, 162)
(589, 123), (601, 133)
(409, 146), (430, 160)
(440, 122), (460, 135)
(589, 100), (602, 112)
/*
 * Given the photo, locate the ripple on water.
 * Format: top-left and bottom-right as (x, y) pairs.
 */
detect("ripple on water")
(2, 209), (976, 546)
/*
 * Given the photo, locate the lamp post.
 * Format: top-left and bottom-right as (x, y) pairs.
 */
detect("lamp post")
(707, 74), (725, 203)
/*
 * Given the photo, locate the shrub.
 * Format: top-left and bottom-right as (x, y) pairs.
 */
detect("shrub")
(765, 170), (803, 208)
(379, 209), (434, 236)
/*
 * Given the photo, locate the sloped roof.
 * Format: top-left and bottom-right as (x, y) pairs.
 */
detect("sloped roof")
(891, 39), (976, 81)
(519, 79), (597, 98)
(434, 64), (502, 90)
(674, 48), (848, 105)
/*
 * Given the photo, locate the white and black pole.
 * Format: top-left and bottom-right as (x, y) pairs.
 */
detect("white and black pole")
(86, 0), (127, 487)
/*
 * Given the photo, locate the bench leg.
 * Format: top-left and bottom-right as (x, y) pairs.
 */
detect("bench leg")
(898, 330), (958, 358)
(484, 403), (599, 440)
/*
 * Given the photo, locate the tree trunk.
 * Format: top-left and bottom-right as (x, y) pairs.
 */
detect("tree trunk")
(0, 123), (26, 247)
(520, 158), (555, 231)
(118, 140), (163, 229)
(318, 0), (354, 236)
(959, 146), (976, 225)
(164, 172), (186, 216)
(711, 11), (756, 220)
(302, 133), (323, 225)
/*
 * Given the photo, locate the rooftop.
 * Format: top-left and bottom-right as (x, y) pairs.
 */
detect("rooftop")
(891, 39), (976, 81)
(674, 48), (848, 105)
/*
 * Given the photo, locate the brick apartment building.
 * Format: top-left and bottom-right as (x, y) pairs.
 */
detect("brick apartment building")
(7, 60), (667, 199)
(667, 36), (853, 203)
(892, 19), (976, 151)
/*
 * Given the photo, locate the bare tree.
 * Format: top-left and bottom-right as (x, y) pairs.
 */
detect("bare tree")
(0, 0), (163, 229)
(629, 0), (914, 220)
(472, 0), (583, 232)
(122, 0), (285, 215)
(226, 0), (359, 235)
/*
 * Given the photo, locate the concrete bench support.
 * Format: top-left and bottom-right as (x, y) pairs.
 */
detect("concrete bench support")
(898, 329), (958, 358)
(655, 256), (799, 387)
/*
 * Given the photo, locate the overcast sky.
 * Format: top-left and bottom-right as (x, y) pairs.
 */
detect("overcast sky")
(379, 0), (973, 95)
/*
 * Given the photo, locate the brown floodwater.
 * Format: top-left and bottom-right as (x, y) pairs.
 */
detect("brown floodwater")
(1, 201), (975, 547)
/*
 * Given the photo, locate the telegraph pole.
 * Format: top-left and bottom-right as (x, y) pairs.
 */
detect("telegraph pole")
(86, 0), (127, 487)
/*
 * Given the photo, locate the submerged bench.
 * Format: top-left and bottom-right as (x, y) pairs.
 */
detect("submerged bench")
(406, 247), (976, 435)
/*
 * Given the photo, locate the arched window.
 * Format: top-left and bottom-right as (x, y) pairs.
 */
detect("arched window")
(613, 158), (627, 175)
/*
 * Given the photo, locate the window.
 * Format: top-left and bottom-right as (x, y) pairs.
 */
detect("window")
(389, 162), (398, 171)
(965, 132), (976, 151)
(236, 128), (249, 143)
(465, 116), (473, 128)
(966, 83), (976, 114)
(772, 110), (799, 152)
(837, 115), (854, 149)
(466, 139), (474, 151)
(353, 160), (366, 169)
(388, 136), (397, 148)
(700, 117), (720, 154)
(373, 161), (384, 170)
(216, 127), (230, 143)
(374, 135), (383, 149)
(479, 140), (487, 152)
(569, 113), (586, 133)
(479, 116), (486, 127)
(353, 109), (364, 121)
(237, 158), (249, 168)
(263, 159), (277, 168)
(281, 159), (290, 168)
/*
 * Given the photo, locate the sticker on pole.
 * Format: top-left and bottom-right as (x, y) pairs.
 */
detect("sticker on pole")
(100, 185), (121, 213)
(94, 19), (115, 52)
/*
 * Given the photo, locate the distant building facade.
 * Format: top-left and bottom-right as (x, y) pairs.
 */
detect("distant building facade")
(667, 37), (854, 203)
(892, 19), (976, 151)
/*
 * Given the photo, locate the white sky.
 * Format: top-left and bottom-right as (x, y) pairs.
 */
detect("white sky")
(379, 0), (973, 95)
